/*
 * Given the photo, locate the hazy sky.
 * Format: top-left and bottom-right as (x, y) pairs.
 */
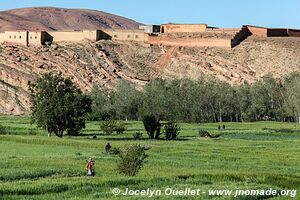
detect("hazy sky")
(1, 0), (299, 28)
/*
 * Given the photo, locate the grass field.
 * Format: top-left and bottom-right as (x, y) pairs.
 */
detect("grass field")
(0, 116), (299, 200)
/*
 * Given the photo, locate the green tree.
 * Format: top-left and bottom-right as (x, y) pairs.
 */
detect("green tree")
(113, 80), (142, 121)
(283, 74), (300, 122)
(29, 73), (92, 137)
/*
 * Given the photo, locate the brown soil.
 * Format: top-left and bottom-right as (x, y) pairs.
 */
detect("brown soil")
(0, 7), (141, 31)
(1, 36), (300, 114)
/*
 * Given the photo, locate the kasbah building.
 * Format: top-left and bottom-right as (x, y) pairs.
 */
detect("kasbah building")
(0, 23), (300, 48)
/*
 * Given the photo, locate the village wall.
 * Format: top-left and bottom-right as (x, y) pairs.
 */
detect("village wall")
(48, 30), (100, 42)
(161, 24), (207, 33)
(101, 29), (148, 42)
(148, 36), (231, 48)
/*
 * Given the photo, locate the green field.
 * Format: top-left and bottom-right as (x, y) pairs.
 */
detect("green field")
(0, 116), (299, 200)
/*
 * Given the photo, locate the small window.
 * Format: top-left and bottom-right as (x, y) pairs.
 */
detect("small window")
(35, 36), (37, 39)
(30, 36), (32, 39)
(14, 36), (16, 39)
(19, 36), (21, 39)
(135, 35), (139, 39)
(127, 35), (131, 38)
(9, 36), (11, 39)
(114, 35), (118, 38)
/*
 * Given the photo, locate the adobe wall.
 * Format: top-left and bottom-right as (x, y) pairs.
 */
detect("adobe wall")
(267, 29), (288, 37)
(2, 31), (28, 46)
(288, 29), (300, 37)
(161, 24), (207, 33)
(28, 31), (47, 45)
(231, 27), (251, 47)
(101, 29), (148, 42)
(48, 30), (100, 42)
(206, 28), (241, 35)
(246, 26), (268, 37)
(148, 36), (231, 48)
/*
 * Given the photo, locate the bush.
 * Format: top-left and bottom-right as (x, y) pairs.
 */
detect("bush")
(118, 144), (148, 176)
(199, 129), (221, 138)
(108, 147), (121, 155)
(133, 132), (143, 140)
(100, 120), (126, 135)
(142, 115), (161, 139)
(100, 120), (117, 135)
(115, 121), (126, 134)
(199, 129), (210, 137)
(0, 124), (7, 135)
(164, 121), (181, 140)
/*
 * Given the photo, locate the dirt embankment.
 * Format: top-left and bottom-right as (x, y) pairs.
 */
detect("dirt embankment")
(1, 36), (300, 114)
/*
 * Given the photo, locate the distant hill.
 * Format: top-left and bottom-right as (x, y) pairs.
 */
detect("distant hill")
(0, 7), (142, 31)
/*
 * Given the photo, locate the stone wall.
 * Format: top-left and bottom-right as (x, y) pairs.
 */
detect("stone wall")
(148, 35), (231, 48)
(161, 24), (207, 33)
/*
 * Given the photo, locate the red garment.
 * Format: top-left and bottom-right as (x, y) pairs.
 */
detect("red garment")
(86, 160), (94, 170)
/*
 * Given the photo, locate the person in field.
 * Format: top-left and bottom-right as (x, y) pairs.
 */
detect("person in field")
(105, 142), (111, 153)
(86, 158), (94, 176)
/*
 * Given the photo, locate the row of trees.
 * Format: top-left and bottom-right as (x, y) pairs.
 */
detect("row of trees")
(29, 73), (300, 138)
(89, 73), (300, 123)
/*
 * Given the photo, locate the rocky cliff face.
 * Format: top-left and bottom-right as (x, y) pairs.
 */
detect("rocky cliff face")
(1, 36), (300, 114)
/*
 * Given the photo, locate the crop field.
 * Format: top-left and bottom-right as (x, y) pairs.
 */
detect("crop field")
(0, 116), (299, 200)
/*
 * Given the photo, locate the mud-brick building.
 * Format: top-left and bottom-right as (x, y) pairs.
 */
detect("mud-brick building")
(0, 31), (48, 46)
(100, 29), (148, 42)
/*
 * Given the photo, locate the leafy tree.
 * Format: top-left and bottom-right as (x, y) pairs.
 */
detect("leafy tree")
(29, 73), (92, 137)
(142, 115), (161, 139)
(113, 80), (142, 120)
(88, 85), (116, 120)
(283, 74), (300, 122)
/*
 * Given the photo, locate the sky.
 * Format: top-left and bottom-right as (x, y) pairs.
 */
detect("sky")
(0, 0), (299, 28)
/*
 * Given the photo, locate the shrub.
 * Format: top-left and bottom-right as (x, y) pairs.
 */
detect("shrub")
(199, 129), (210, 137)
(0, 124), (7, 135)
(115, 121), (126, 134)
(164, 121), (181, 140)
(117, 144), (148, 176)
(142, 115), (161, 139)
(108, 147), (121, 155)
(133, 132), (143, 140)
(100, 120), (117, 135)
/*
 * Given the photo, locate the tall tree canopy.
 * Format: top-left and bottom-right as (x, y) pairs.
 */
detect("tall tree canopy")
(29, 73), (92, 137)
